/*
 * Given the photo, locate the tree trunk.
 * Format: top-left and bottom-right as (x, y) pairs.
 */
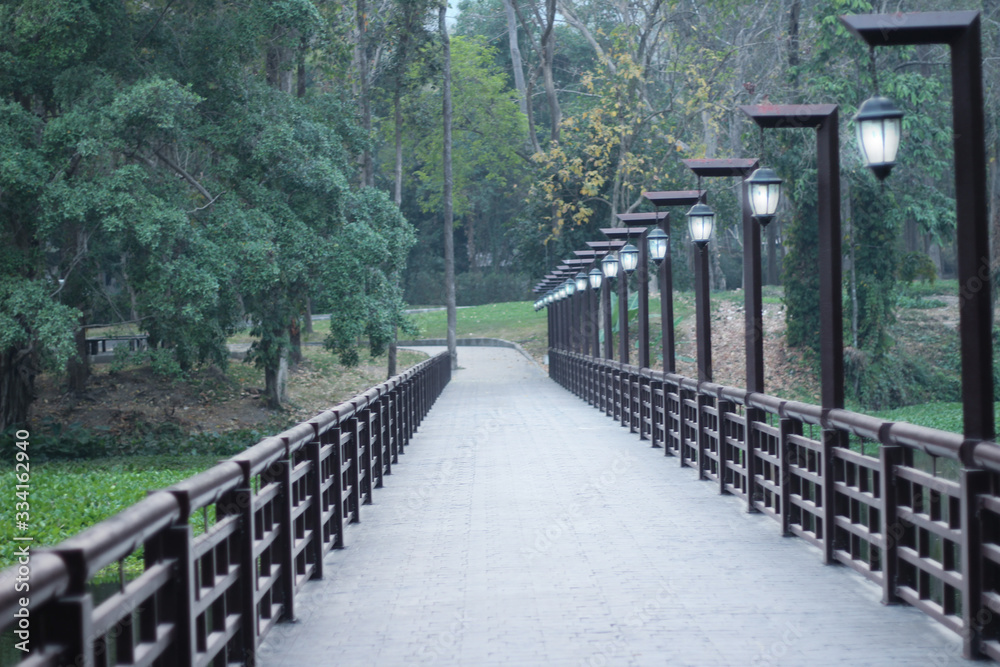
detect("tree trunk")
(540, 0), (560, 143)
(264, 354), (288, 410)
(788, 0), (801, 98)
(67, 320), (89, 393)
(387, 325), (398, 379)
(357, 0), (373, 186)
(394, 88), (404, 207)
(289, 317), (302, 367)
(303, 297), (313, 334)
(0, 346), (37, 433)
(503, 0), (538, 153)
(440, 4), (458, 370)
(503, 0), (528, 117)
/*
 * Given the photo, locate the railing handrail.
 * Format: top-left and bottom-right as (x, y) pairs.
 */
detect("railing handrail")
(560, 349), (992, 471)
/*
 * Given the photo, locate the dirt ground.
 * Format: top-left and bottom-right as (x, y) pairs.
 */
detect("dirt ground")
(672, 294), (820, 402)
(28, 347), (429, 439)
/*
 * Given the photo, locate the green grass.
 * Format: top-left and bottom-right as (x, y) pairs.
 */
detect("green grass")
(0, 456), (219, 580)
(865, 402), (1000, 435)
(406, 301), (549, 359)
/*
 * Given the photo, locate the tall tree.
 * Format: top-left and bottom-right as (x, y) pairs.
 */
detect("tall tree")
(440, 2), (458, 369)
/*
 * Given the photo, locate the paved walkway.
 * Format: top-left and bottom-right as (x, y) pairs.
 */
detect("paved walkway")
(258, 347), (962, 666)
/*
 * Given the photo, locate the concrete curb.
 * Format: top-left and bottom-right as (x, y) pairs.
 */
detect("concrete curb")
(397, 338), (545, 374)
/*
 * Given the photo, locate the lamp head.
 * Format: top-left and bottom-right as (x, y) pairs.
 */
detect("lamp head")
(746, 167), (782, 227)
(686, 203), (715, 247)
(854, 95), (903, 181)
(646, 228), (669, 265)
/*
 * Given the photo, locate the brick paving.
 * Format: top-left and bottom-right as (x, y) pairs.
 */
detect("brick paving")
(258, 347), (963, 666)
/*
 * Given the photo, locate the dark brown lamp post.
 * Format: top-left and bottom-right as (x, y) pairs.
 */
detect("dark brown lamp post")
(685, 201), (716, 383)
(683, 159), (762, 391)
(564, 258), (592, 353)
(641, 191), (705, 373)
(589, 240), (625, 360)
(601, 227), (648, 364)
(740, 106), (843, 411)
(839, 10), (993, 450)
(616, 211), (669, 369)
(840, 14), (992, 656)
(740, 103), (843, 563)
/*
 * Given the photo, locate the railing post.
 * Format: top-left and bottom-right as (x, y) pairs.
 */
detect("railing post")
(746, 408), (763, 513)
(306, 438), (325, 578)
(371, 401), (384, 488)
(358, 410), (373, 502)
(717, 399), (735, 493)
(273, 458), (296, 622)
(650, 376), (663, 448)
(160, 524), (195, 665)
(346, 416), (363, 518)
(821, 428), (846, 564)
(326, 424), (347, 545)
(879, 444), (902, 604)
(49, 594), (95, 667)
(961, 468), (990, 658)
(696, 394), (711, 479)
(780, 418), (800, 537)
(380, 395), (392, 476)
(234, 485), (258, 661)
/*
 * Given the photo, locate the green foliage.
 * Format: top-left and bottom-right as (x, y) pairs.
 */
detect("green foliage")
(898, 251), (937, 286)
(0, 456), (220, 577)
(406, 36), (527, 217)
(0, 277), (79, 370)
(781, 171), (821, 353)
(0, 0), (418, 420)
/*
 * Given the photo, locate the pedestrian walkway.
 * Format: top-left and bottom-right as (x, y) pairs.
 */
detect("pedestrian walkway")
(257, 347), (961, 666)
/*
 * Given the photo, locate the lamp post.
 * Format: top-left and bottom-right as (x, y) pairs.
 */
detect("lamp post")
(592, 241), (624, 360)
(839, 10), (993, 450)
(601, 227), (647, 365)
(642, 191), (705, 374)
(572, 251), (601, 356)
(683, 159), (762, 393)
(686, 201), (716, 383)
(840, 15), (991, 655)
(565, 259), (591, 354)
(740, 103), (842, 563)
(740, 105), (843, 412)
(588, 267), (603, 357)
(616, 212), (669, 370)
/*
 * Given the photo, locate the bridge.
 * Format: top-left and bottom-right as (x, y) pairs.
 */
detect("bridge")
(3, 342), (999, 666)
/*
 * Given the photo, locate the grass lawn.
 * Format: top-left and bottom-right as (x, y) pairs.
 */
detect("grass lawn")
(405, 301), (549, 360)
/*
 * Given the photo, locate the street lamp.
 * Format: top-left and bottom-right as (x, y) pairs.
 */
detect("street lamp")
(853, 95), (903, 181)
(619, 243), (640, 275)
(746, 167), (782, 227)
(687, 203), (715, 246)
(647, 228), (668, 265)
(588, 268), (603, 290)
(684, 200), (715, 387)
(575, 272), (588, 292)
(643, 190), (704, 377)
(601, 252), (620, 279)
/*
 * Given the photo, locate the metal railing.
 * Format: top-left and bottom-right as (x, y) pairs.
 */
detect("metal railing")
(550, 348), (1000, 661)
(0, 351), (451, 666)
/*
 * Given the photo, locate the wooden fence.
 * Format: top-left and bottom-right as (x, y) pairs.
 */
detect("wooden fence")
(550, 348), (1000, 662)
(0, 351), (451, 666)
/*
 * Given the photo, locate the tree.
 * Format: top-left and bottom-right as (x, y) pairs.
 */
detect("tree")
(440, 2), (458, 369)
